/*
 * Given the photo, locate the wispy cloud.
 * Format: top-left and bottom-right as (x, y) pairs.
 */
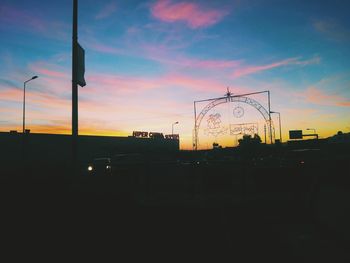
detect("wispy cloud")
(150, 0), (228, 29)
(0, 5), (45, 31)
(231, 56), (320, 78)
(140, 42), (241, 69)
(29, 64), (68, 79)
(0, 4), (69, 40)
(0, 78), (19, 89)
(159, 73), (234, 93)
(303, 87), (350, 107)
(86, 41), (124, 56)
(313, 19), (350, 42)
(8, 58), (237, 105)
(0, 88), (22, 103)
(87, 36), (241, 71)
(95, 1), (117, 20)
(27, 61), (71, 97)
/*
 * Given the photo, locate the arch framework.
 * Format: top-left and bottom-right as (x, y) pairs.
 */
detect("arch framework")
(193, 94), (274, 150)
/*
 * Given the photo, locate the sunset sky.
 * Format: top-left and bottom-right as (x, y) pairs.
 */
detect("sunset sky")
(0, 0), (349, 149)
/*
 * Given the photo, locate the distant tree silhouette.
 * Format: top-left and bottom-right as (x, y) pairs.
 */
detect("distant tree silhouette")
(212, 142), (222, 149)
(238, 134), (262, 147)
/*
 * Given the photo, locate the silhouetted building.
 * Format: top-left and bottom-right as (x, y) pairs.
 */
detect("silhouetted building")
(0, 132), (179, 174)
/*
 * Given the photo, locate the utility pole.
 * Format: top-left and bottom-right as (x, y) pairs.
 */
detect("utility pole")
(72, 0), (78, 173)
(267, 91), (273, 144)
(193, 101), (197, 150)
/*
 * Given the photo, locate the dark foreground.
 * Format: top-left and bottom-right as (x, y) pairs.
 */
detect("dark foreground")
(1, 151), (350, 262)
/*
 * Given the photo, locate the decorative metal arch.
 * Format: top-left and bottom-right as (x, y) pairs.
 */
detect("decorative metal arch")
(193, 91), (274, 150)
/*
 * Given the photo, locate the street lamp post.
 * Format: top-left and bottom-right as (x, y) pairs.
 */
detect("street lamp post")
(270, 111), (282, 143)
(306, 128), (318, 139)
(23, 76), (38, 134)
(306, 128), (316, 134)
(172, 121), (179, 135)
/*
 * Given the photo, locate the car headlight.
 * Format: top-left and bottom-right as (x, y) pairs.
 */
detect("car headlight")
(106, 165), (111, 169)
(88, 165), (93, 171)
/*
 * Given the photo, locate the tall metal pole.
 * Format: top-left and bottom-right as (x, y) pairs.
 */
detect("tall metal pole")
(72, 0), (78, 171)
(278, 112), (282, 143)
(193, 101), (197, 150)
(172, 122), (178, 135)
(267, 91), (272, 144)
(270, 111), (282, 143)
(23, 82), (26, 134)
(23, 76), (38, 134)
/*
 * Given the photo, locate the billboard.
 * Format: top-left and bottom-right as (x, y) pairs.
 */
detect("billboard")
(165, 134), (179, 140)
(289, 130), (303, 139)
(132, 131), (149, 138)
(230, 123), (258, 136)
(132, 131), (179, 140)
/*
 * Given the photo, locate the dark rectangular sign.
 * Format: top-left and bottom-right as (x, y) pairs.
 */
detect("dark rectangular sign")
(132, 131), (148, 138)
(289, 130), (303, 139)
(149, 132), (164, 139)
(165, 134), (179, 140)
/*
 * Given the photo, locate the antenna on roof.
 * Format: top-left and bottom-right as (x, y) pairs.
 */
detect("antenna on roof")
(225, 87), (232, 97)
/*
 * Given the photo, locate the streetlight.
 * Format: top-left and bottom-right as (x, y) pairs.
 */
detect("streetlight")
(270, 111), (282, 143)
(23, 76), (38, 133)
(306, 128), (316, 134)
(172, 121), (179, 135)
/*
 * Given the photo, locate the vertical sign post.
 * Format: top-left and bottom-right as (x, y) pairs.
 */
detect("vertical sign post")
(72, 0), (78, 174)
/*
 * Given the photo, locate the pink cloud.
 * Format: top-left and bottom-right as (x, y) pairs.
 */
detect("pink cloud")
(86, 73), (160, 94)
(26, 61), (71, 97)
(232, 56), (320, 78)
(192, 59), (240, 69)
(0, 87), (70, 109)
(28, 61), (70, 84)
(30, 67), (67, 79)
(232, 58), (296, 78)
(151, 0), (228, 28)
(337, 101), (350, 107)
(303, 87), (350, 107)
(86, 71), (244, 95)
(0, 89), (22, 102)
(12, 58), (239, 105)
(160, 74), (227, 92)
(86, 35), (241, 71)
(95, 1), (117, 20)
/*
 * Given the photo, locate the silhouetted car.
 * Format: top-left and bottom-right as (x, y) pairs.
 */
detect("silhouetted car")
(111, 153), (149, 172)
(86, 157), (112, 176)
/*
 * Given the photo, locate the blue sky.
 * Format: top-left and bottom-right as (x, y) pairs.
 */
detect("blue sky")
(0, 0), (349, 149)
